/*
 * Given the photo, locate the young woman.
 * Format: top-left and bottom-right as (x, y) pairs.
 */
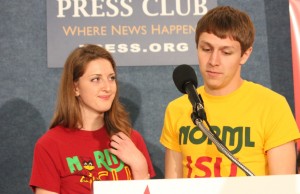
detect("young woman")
(30, 44), (155, 194)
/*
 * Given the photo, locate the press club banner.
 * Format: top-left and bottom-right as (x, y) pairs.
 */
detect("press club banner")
(47, 0), (217, 67)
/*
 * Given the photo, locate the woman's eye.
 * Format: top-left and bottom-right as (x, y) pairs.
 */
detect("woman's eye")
(109, 76), (116, 81)
(91, 77), (100, 82)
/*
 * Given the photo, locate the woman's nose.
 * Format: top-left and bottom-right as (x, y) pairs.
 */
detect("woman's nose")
(100, 79), (111, 91)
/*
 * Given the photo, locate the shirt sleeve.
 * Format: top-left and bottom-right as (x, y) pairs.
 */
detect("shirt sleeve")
(264, 95), (300, 151)
(160, 103), (181, 152)
(131, 130), (156, 178)
(29, 139), (61, 193)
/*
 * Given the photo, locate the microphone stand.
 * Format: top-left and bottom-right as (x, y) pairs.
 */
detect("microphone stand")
(192, 103), (255, 177)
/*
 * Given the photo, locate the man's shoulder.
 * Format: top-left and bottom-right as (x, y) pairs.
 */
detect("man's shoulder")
(168, 93), (189, 107)
(245, 80), (285, 101)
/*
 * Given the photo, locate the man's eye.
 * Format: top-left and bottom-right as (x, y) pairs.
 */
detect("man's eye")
(201, 47), (211, 52)
(109, 76), (116, 81)
(223, 51), (232, 55)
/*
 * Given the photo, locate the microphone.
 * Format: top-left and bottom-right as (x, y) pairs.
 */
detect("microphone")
(173, 64), (206, 120)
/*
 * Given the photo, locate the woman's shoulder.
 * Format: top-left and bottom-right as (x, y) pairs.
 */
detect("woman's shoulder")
(130, 129), (142, 138)
(130, 129), (146, 143)
(35, 125), (69, 145)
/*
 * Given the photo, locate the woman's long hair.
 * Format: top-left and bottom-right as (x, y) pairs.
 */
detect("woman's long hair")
(49, 44), (132, 136)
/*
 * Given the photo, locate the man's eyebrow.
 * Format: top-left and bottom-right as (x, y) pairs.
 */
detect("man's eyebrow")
(199, 41), (236, 49)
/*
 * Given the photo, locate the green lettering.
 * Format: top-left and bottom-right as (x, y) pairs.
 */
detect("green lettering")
(222, 126), (243, 154)
(94, 150), (124, 172)
(245, 127), (255, 147)
(179, 126), (190, 145)
(189, 126), (207, 144)
(207, 126), (221, 145)
(66, 156), (82, 173)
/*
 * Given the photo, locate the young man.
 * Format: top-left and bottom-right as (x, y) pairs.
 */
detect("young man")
(160, 6), (300, 178)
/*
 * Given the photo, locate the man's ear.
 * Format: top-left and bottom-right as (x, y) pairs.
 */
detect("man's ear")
(241, 46), (253, 65)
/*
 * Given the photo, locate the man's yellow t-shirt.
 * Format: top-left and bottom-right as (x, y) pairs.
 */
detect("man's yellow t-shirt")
(160, 80), (300, 177)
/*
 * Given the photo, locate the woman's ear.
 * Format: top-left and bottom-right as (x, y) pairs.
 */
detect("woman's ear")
(74, 82), (80, 96)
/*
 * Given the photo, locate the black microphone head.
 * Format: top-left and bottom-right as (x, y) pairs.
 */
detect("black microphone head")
(173, 64), (198, 94)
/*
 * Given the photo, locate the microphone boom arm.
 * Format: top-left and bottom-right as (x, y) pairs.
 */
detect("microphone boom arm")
(192, 111), (255, 176)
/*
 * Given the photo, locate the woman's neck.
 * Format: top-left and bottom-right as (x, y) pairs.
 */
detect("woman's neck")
(80, 112), (105, 131)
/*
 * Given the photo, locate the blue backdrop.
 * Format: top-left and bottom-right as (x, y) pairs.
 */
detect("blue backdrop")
(0, 0), (295, 193)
